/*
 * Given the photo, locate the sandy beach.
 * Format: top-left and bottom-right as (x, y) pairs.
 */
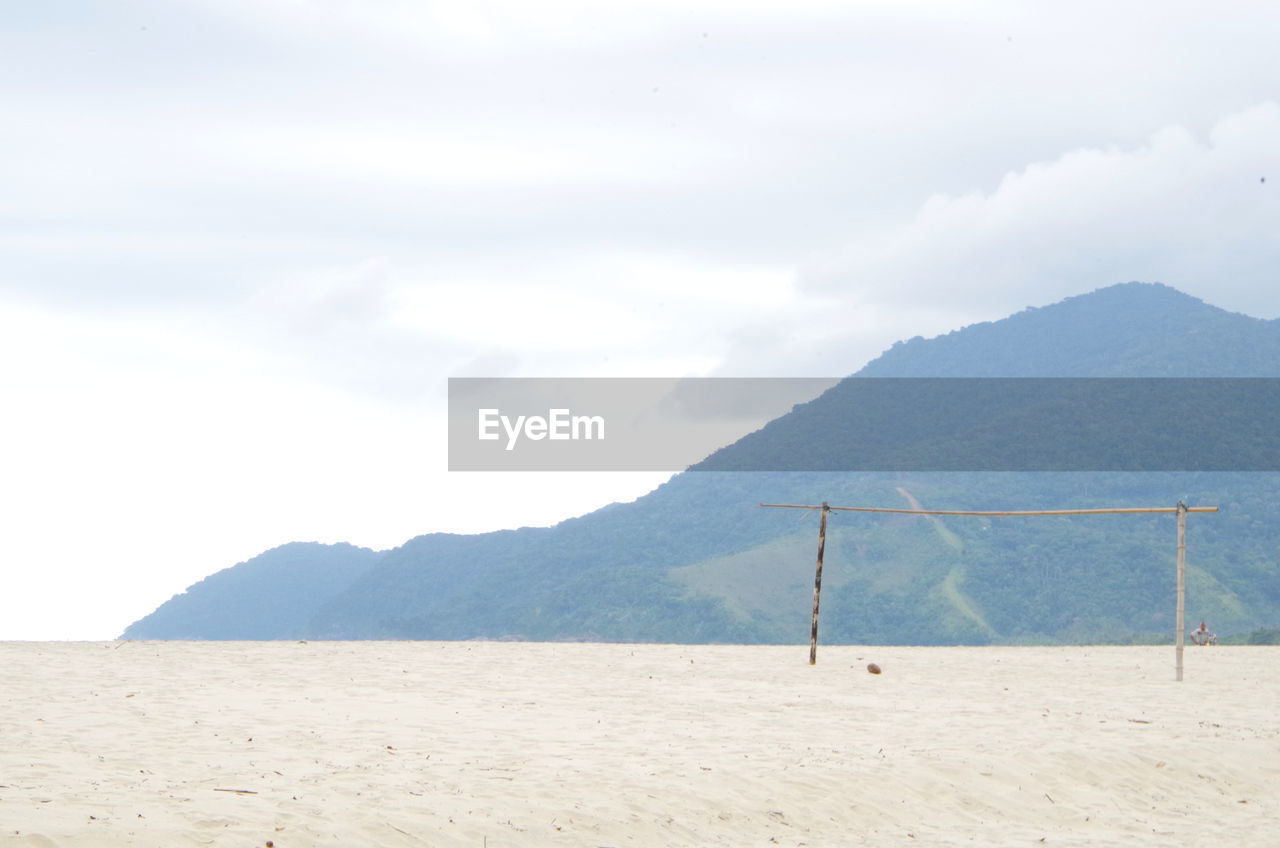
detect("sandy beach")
(1, 641), (1275, 847)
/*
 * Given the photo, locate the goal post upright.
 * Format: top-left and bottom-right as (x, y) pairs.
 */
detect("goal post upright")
(1176, 501), (1187, 682)
(809, 502), (829, 666)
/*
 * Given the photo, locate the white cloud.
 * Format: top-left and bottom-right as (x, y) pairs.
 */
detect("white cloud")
(802, 102), (1280, 321)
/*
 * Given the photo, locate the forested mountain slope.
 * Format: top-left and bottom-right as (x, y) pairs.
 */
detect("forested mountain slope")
(122, 283), (1280, 643)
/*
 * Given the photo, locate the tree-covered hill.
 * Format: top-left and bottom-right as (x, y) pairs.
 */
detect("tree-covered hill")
(121, 283), (1280, 643)
(858, 282), (1280, 378)
(124, 542), (381, 640)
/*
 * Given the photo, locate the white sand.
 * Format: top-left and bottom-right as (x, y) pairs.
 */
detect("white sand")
(1, 641), (1275, 847)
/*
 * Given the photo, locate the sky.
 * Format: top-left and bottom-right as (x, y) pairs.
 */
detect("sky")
(2, 0), (1278, 640)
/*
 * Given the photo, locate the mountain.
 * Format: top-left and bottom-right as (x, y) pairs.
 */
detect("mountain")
(122, 283), (1280, 644)
(127, 542), (381, 640)
(858, 282), (1280, 378)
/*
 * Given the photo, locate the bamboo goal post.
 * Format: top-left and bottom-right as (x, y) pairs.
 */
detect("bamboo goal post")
(761, 501), (1218, 679)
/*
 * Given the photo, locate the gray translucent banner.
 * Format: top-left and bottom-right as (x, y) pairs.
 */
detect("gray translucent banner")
(449, 378), (1280, 472)
(449, 377), (839, 471)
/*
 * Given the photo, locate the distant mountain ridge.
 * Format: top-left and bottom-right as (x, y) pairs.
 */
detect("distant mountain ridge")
(123, 283), (1280, 643)
(858, 283), (1280, 377)
(128, 542), (380, 640)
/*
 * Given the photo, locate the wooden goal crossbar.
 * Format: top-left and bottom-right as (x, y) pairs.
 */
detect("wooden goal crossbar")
(761, 503), (1219, 516)
(760, 501), (1218, 680)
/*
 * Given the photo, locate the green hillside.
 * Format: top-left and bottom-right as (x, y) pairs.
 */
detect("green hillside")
(121, 283), (1280, 644)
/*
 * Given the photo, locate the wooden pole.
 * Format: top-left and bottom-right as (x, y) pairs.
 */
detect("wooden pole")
(1176, 500), (1187, 682)
(809, 502), (829, 665)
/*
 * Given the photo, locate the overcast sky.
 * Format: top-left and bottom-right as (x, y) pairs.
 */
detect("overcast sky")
(3, 0), (1278, 640)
